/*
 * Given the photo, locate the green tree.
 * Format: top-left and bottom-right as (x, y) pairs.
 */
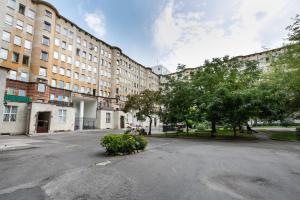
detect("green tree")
(192, 57), (261, 136)
(270, 14), (300, 114)
(123, 90), (160, 135)
(160, 77), (195, 133)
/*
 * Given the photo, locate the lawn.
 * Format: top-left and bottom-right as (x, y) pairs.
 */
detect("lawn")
(147, 129), (257, 140)
(269, 132), (299, 141)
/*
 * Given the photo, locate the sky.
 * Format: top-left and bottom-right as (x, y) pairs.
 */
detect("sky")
(46, 0), (300, 72)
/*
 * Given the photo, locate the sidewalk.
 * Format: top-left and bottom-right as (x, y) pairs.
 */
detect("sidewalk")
(0, 135), (40, 152)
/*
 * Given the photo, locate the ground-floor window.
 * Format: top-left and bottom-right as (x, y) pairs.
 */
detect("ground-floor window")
(3, 105), (17, 122)
(58, 109), (67, 122)
(106, 113), (111, 123)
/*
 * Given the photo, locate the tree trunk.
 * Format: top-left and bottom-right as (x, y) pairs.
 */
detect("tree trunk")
(238, 122), (244, 133)
(211, 120), (216, 137)
(233, 125), (237, 137)
(148, 116), (152, 135)
(185, 120), (189, 133)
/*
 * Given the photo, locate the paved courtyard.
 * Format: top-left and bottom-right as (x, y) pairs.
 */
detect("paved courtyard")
(0, 131), (300, 200)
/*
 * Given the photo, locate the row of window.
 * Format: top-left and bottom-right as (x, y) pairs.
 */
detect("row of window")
(3, 105), (67, 123)
(7, 0), (35, 19)
(6, 87), (26, 97)
(50, 79), (70, 90)
(2, 31), (32, 50)
(5, 14), (33, 34)
(0, 48), (30, 65)
(74, 62), (97, 73)
(73, 73), (96, 84)
(50, 94), (69, 102)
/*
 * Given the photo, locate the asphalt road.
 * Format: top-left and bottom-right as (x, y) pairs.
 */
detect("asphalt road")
(0, 131), (300, 200)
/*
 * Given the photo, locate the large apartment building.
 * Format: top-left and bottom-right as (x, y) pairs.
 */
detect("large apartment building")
(0, 0), (160, 135)
(164, 46), (286, 80)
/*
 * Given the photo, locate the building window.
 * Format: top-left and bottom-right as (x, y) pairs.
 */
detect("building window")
(67, 56), (72, 64)
(40, 51), (48, 61)
(18, 3), (26, 15)
(106, 113), (111, 123)
(58, 96), (63, 102)
(61, 54), (65, 62)
(73, 85), (78, 92)
(51, 79), (56, 87)
(45, 10), (52, 18)
(19, 89), (26, 96)
(59, 67), (64, 75)
(22, 55), (30, 65)
(76, 48), (80, 56)
(12, 52), (19, 63)
(9, 70), (17, 80)
(77, 37), (81, 44)
(27, 9), (35, 19)
(88, 54), (92, 61)
(58, 109), (67, 122)
(53, 51), (59, 59)
(20, 72), (28, 81)
(68, 44), (72, 51)
(7, 0), (16, 9)
(62, 28), (68, 36)
(37, 83), (45, 93)
(0, 48), (9, 60)
(69, 31), (73, 38)
(14, 36), (21, 46)
(58, 80), (64, 89)
(16, 20), (24, 30)
(66, 70), (71, 77)
(65, 83), (70, 90)
(3, 106), (17, 122)
(39, 67), (47, 77)
(5, 14), (13, 26)
(7, 87), (15, 95)
(61, 41), (66, 49)
(52, 65), (57, 73)
(50, 94), (55, 101)
(74, 73), (79, 79)
(64, 96), (69, 102)
(2, 31), (11, 42)
(54, 38), (60, 46)
(26, 24), (33, 34)
(42, 36), (50, 46)
(44, 21), (51, 32)
(82, 51), (86, 58)
(24, 40), (32, 49)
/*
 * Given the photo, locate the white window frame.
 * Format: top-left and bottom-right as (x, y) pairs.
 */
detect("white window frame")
(2, 31), (11, 42)
(58, 109), (67, 122)
(16, 20), (24, 30)
(0, 48), (9, 60)
(24, 40), (31, 49)
(3, 105), (17, 122)
(37, 83), (45, 93)
(14, 36), (21, 46)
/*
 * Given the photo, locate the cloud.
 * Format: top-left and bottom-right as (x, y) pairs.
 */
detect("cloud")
(84, 12), (106, 38)
(152, 0), (300, 72)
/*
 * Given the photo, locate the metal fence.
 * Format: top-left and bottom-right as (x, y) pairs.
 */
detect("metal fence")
(75, 117), (96, 130)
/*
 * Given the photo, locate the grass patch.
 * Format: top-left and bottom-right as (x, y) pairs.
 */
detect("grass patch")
(147, 130), (257, 140)
(269, 132), (299, 141)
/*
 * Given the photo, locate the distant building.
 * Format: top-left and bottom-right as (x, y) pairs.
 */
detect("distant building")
(151, 65), (171, 75)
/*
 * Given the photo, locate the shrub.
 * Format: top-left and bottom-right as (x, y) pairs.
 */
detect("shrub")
(124, 129), (131, 134)
(296, 126), (300, 132)
(137, 128), (147, 135)
(101, 134), (148, 155)
(134, 135), (148, 150)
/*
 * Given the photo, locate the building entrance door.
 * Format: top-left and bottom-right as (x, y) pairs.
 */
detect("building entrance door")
(36, 112), (50, 133)
(120, 116), (125, 129)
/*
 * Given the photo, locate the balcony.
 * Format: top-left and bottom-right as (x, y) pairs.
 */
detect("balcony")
(48, 100), (73, 107)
